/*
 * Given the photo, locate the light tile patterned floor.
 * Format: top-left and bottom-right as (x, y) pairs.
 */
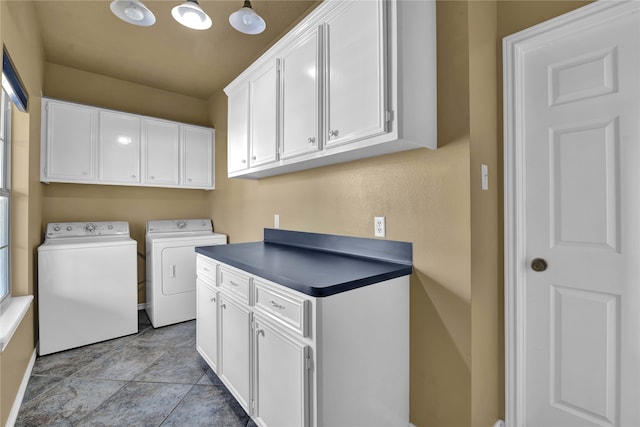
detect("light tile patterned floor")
(15, 311), (257, 427)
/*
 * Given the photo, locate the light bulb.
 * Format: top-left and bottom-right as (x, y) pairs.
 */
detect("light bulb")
(124, 3), (144, 21)
(242, 12), (254, 26)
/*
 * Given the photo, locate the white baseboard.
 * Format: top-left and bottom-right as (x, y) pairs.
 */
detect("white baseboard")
(6, 348), (36, 427)
(137, 303), (147, 310)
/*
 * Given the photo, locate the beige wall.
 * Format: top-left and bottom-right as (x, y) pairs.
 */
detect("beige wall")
(0, 0), (44, 424)
(207, 2), (474, 425)
(0, 1), (596, 426)
(207, 1), (591, 426)
(42, 65), (212, 303)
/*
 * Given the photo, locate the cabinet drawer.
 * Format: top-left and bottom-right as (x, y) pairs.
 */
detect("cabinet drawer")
(196, 256), (217, 285)
(254, 279), (309, 337)
(219, 266), (251, 304)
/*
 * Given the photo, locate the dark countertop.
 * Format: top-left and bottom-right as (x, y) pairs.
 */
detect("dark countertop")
(195, 228), (412, 297)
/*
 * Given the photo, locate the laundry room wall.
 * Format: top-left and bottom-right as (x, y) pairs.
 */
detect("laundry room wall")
(41, 63), (212, 304)
(205, 1), (592, 426)
(0, 0), (45, 424)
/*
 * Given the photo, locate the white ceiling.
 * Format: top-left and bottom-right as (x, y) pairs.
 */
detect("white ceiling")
(33, 0), (319, 99)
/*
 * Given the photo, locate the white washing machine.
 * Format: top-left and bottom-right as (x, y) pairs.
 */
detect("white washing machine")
(146, 219), (226, 328)
(37, 221), (138, 355)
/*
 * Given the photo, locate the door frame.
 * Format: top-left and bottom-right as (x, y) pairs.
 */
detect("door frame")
(503, 1), (636, 425)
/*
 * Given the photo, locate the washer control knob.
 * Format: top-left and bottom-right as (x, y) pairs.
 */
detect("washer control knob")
(108, 225), (114, 230)
(177, 221), (187, 229)
(53, 226), (61, 232)
(66, 226), (72, 231)
(84, 223), (97, 233)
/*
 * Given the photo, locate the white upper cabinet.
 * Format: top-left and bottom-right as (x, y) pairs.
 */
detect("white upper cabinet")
(227, 84), (250, 174)
(41, 98), (215, 190)
(41, 101), (97, 182)
(324, 0), (386, 148)
(280, 26), (321, 160)
(182, 125), (214, 189)
(224, 0), (437, 179)
(143, 118), (180, 186)
(98, 111), (141, 183)
(249, 61), (279, 167)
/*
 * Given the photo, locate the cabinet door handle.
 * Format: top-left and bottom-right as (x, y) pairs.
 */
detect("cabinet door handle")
(329, 129), (339, 138)
(210, 297), (215, 302)
(307, 137), (316, 145)
(270, 300), (285, 310)
(203, 267), (210, 272)
(256, 329), (265, 337)
(131, 174), (136, 178)
(150, 175), (155, 180)
(221, 303), (226, 309)
(252, 155), (257, 160)
(241, 159), (247, 164)
(229, 280), (240, 287)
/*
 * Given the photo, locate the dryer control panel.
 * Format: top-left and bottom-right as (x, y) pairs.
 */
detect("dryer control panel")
(45, 221), (130, 239)
(147, 219), (212, 234)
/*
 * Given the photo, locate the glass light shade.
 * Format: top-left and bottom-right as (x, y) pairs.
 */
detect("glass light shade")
(172, 0), (212, 30)
(229, 1), (266, 35)
(110, 0), (156, 26)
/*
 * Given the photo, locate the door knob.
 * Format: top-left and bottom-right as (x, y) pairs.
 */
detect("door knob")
(531, 258), (548, 272)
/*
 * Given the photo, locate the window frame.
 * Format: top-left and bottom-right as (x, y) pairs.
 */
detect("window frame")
(0, 87), (11, 303)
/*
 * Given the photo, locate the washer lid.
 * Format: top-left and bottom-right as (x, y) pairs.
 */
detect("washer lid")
(45, 221), (130, 240)
(146, 219), (213, 234)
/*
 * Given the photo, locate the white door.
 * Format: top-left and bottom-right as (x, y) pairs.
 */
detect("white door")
(227, 83), (250, 174)
(280, 27), (320, 160)
(182, 125), (213, 188)
(324, 0), (387, 148)
(250, 61), (278, 167)
(44, 100), (96, 182)
(219, 294), (251, 412)
(504, 2), (640, 426)
(98, 111), (141, 183)
(253, 315), (309, 427)
(196, 279), (218, 371)
(161, 246), (197, 295)
(143, 118), (179, 186)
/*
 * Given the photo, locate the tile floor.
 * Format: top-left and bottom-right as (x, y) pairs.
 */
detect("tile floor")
(15, 311), (257, 427)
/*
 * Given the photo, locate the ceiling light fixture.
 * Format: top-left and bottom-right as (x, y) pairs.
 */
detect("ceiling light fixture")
(110, 0), (156, 27)
(229, 0), (266, 35)
(172, 0), (212, 30)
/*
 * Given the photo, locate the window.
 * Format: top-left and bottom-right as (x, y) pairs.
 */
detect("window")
(0, 88), (10, 303)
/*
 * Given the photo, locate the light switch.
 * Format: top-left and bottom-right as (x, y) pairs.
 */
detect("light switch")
(481, 164), (489, 191)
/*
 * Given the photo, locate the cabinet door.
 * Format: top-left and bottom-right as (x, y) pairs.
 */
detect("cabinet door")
(182, 125), (214, 189)
(253, 315), (309, 427)
(197, 280), (218, 371)
(227, 84), (250, 174)
(43, 100), (96, 182)
(219, 294), (252, 412)
(143, 119), (179, 186)
(325, 0), (387, 148)
(250, 61), (278, 167)
(280, 27), (321, 160)
(98, 111), (141, 183)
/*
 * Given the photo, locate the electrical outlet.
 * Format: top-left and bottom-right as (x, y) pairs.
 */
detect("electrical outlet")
(374, 216), (386, 238)
(274, 214), (280, 229)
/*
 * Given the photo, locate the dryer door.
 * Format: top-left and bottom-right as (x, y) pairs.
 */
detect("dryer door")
(161, 245), (197, 295)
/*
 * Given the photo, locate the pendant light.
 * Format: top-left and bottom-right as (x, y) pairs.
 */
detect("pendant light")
(229, 0), (266, 35)
(110, 0), (156, 26)
(172, 0), (212, 30)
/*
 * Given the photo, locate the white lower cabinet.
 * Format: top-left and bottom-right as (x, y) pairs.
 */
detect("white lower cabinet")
(253, 314), (309, 427)
(219, 293), (252, 411)
(195, 254), (409, 427)
(196, 279), (218, 370)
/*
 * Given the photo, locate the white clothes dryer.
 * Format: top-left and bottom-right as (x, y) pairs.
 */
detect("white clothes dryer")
(37, 221), (138, 355)
(145, 219), (226, 328)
